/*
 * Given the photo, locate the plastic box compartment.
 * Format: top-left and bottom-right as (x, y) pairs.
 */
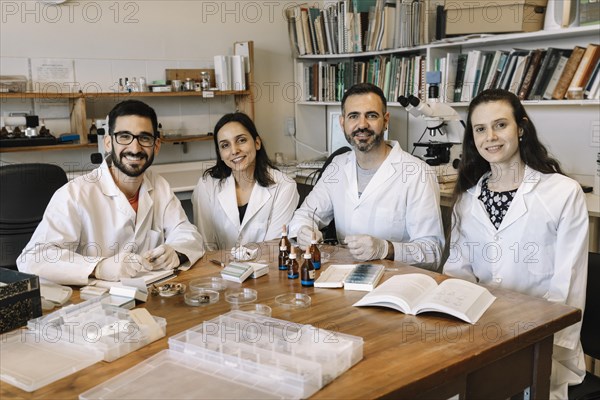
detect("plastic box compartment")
(27, 296), (166, 362)
(79, 349), (284, 400)
(169, 310), (363, 396)
(0, 268), (42, 334)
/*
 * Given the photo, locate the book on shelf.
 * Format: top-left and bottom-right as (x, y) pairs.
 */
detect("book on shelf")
(473, 51), (494, 97)
(440, 53), (459, 103)
(543, 54), (571, 99)
(518, 49), (545, 100)
(552, 45), (587, 99)
(314, 264), (385, 291)
(453, 53), (468, 102)
(486, 51), (510, 91)
(528, 48), (571, 100)
(584, 59), (600, 99)
(568, 43), (600, 92)
(353, 273), (496, 324)
(460, 50), (482, 103)
(508, 52), (532, 96)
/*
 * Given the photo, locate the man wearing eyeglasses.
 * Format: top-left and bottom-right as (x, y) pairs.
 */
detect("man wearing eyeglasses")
(18, 100), (205, 285)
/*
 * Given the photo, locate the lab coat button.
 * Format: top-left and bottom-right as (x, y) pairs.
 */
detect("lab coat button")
(494, 235), (499, 241)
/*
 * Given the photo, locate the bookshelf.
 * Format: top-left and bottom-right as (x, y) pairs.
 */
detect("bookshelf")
(291, 25), (600, 187)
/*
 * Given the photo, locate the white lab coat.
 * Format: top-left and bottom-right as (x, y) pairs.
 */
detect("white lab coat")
(289, 141), (444, 268)
(17, 161), (205, 286)
(192, 168), (299, 250)
(443, 166), (588, 397)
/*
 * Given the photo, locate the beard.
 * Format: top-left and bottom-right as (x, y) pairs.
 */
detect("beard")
(110, 147), (154, 177)
(344, 127), (384, 152)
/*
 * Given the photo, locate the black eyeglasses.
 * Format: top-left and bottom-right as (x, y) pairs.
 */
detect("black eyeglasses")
(112, 131), (157, 147)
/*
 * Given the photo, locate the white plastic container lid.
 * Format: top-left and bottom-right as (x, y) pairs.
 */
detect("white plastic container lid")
(0, 330), (103, 392)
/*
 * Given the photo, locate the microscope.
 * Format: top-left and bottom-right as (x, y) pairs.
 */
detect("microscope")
(398, 71), (464, 182)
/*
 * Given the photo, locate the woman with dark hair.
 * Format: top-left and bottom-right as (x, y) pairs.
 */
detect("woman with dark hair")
(192, 112), (299, 250)
(443, 89), (588, 399)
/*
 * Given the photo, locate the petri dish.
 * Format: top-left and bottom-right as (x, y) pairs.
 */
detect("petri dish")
(152, 282), (186, 297)
(189, 277), (229, 292)
(274, 293), (311, 309)
(225, 288), (258, 307)
(236, 303), (272, 317)
(184, 289), (219, 307)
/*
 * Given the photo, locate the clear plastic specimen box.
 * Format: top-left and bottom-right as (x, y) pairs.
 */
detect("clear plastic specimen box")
(81, 310), (363, 399)
(0, 296), (166, 392)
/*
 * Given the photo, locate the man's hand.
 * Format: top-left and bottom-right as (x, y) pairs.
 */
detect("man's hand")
(296, 225), (323, 247)
(143, 244), (180, 270)
(95, 253), (152, 281)
(345, 235), (389, 261)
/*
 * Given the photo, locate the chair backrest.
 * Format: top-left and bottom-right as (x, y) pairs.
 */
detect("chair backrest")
(581, 252), (600, 360)
(0, 163), (68, 268)
(315, 146), (352, 184)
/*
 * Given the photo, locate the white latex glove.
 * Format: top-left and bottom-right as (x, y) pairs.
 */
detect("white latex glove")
(345, 235), (389, 261)
(143, 244), (180, 271)
(95, 253), (151, 281)
(296, 225), (323, 247)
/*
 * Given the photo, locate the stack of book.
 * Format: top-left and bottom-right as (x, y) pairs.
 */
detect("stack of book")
(432, 42), (600, 102)
(299, 53), (426, 102)
(286, 0), (437, 56)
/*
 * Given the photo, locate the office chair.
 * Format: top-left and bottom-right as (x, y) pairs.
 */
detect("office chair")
(0, 163), (68, 269)
(569, 252), (600, 400)
(314, 146), (352, 244)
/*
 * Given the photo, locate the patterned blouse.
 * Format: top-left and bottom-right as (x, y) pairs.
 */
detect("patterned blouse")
(478, 177), (518, 229)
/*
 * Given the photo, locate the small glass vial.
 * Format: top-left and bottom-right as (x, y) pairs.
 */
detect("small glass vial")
(278, 238), (289, 271)
(281, 225), (291, 253)
(300, 247), (315, 287)
(287, 247), (299, 279)
(310, 233), (321, 270)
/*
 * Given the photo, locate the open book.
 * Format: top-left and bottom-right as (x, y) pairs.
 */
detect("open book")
(353, 274), (496, 324)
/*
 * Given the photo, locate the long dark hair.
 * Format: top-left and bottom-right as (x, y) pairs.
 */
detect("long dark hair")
(453, 89), (564, 198)
(204, 112), (277, 187)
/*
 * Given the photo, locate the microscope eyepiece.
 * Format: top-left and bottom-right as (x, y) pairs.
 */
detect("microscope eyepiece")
(408, 95), (421, 107)
(397, 95), (410, 108)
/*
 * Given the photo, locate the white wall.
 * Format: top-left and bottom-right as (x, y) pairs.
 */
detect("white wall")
(0, 0), (299, 167)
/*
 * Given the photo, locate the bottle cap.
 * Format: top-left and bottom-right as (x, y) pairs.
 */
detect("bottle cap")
(280, 238), (287, 250)
(289, 247), (296, 259)
(282, 224), (288, 236)
(304, 247), (311, 258)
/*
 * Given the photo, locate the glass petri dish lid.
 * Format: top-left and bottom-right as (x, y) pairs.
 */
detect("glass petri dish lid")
(236, 303), (272, 317)
(190, 277), (229, 292)
(225, 288), (258, 306)
(184, 289), (219, 307)
(274, 293), (311, 309)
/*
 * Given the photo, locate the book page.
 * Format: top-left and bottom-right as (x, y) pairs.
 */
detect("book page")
(353, 274), (438, 313)
(416, 279), (496, 323)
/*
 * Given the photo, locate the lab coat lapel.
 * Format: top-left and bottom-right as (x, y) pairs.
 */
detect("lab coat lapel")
(135, 175), (153, 237)
(241, 184), (270, 230)
(99, 161), (135, 222)
(343, 152), (360, 205)
(497, 167), (539, 232)
(217, 176), (241, 230)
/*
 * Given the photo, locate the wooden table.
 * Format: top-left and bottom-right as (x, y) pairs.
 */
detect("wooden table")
(1, 242), (581, 399)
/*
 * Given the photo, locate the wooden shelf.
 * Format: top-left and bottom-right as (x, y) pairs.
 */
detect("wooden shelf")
(0, 92), (80, 99)
(160, 135), (213, 143)
(0, 143), (97, 153)
(1, 90), (251, 100)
